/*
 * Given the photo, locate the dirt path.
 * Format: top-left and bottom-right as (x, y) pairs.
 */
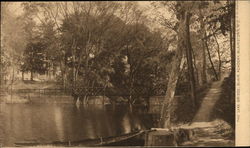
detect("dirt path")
(180, 80), (235, 146)
(192, 81), (222, 122)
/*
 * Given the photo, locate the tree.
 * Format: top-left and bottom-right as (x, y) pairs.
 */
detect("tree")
(159, 2), (189, 128)
(110, 23), (167, 108)
(228, 0), (235, 76)
(198, 6), (208, 84)
(21, 39), (47, 80)
(1, 2), (27, 86)
(58, 2), (128, 103)
(205, 1), (235, 77)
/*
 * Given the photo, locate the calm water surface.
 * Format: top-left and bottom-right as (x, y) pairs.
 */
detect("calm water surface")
(0, 103), (156, 146)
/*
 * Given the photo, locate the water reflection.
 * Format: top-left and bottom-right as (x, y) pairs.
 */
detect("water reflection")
(122, 113), (132, 133)
(121, 112), (143, 134)
(0, 103), (156, 146)
(53, 106), (65, 141)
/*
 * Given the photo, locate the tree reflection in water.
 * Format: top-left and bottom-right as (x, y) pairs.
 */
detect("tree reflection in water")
(0, 103), (154, 147)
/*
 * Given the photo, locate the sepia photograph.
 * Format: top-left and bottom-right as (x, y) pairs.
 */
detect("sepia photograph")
(0, 0), (244, 147)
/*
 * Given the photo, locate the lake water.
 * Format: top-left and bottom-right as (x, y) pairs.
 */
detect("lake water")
(0, 103), (158, 146)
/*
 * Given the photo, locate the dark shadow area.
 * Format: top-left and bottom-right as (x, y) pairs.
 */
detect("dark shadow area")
(211, 74), (235, 128)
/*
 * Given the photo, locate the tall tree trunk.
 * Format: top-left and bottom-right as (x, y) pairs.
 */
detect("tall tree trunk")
(199, 10), (207, 85)
(11, 67), (15, 84)
(45, 56), (49, 79)
(213, 34), (222, 80)
(184, 12), (197, 108)
(191, 47), (199, 88)
(72, 40), (77, 89)
(63, 51), (68, 90)
(201, 41), (207, 83)
(73, 54), (76, 87)
(204, 35), (219, 81)
(84, 54), (89, 87)
(159, 8), (186, 128)
(229, 0), (235, 76)
(11, 66), (15, 102)
(0, 21), (2, 86)
(30, 70), (33, 81)
(22, 71), (24, 81)
(60, 58), (66, 90)
(49, 64), (51, 80)
(126, 43), (135, 108)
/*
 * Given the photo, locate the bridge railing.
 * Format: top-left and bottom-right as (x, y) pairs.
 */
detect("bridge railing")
(0, 87), (168, 97)
(1, 88), (71, 96)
